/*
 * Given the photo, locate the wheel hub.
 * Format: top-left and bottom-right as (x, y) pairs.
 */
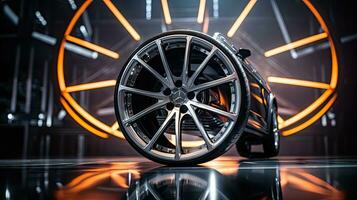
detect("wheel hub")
(170, 88), (187, 107)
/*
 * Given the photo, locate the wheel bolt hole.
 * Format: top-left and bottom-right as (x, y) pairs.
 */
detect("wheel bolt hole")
(166, 102), (174, 110)
(187, 92), (195, 100)
(175, 80), (182, 87)
(180, 105), (188, 113)
(163, 88), (171, 96)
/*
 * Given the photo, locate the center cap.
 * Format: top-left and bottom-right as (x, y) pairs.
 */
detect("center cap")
(170, 89), (187, 106)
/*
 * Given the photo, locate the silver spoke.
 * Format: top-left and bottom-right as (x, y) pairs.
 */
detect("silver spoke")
(187, 46), (217, 87)
(182, 36), (192, 85)
(144, 110), (175, 151)
(189, 74), (237, 92)
(189, 100), (238, 120)
(174, 109), (182, 160)
(175, 173), (181, 200)
(187, 105), (213, 150)
(156, 39), (175, 88)
(119, 85), (166, 99)
(146, 182), (162, 200)
(124, 100), (168, 124)
(199, 187), (210, 200)
(134, 55), (170, 88)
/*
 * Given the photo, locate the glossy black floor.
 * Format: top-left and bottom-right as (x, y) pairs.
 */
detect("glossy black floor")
(1, 157), (357, 199)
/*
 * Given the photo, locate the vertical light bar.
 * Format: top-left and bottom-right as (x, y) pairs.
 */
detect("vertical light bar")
(161, 0), (172, 24)
(3, 4), (19, 25)
(213, 0), (219, 18)
(227, 0), (257, 38)
(202, 11), (209, 33)
(197, 0), (206, 24)
(146, 0), (152, 20)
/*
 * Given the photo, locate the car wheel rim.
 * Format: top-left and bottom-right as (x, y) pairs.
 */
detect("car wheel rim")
(116, 33), (242, 161)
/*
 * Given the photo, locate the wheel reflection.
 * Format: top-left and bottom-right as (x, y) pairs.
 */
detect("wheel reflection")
(56, 160), (344, 200)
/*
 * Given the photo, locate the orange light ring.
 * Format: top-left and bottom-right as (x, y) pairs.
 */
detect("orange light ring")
(60, 97), (108, 138)
(283, 94), (337, 136)
(57, 0), (124, 139)
(279, 0), (338, 135)
(57, 0), (338, 138)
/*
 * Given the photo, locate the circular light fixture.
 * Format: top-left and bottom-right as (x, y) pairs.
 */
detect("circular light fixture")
(57, 0), (338, 138)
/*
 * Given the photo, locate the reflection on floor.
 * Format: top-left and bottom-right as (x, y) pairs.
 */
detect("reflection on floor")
(1, 157), (356, 199)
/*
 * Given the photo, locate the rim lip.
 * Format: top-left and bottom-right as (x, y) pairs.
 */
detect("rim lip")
(114, 29), (243, 164)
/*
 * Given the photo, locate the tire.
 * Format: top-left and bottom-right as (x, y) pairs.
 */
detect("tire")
(236, 136), (252, 158)
(262, 104), (280, 157)
(114, 30), (251, 165)
(236, 103), (280, 158)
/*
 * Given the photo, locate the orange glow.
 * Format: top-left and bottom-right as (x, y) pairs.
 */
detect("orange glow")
(250, 83), (259, 88)
(276, 1), (339, 135)
(280, 168), (343, 199)
(280, 89), (333, 129)
(197, 0), (206, 24)
(218, 89), (229, 111)
(57, 0), (339, 138)
(264, 32), (328, 57)
(65, 35), (119, 59)
(277, 115), (284, 124)
(103, 0), (141, 41)
(65, 80), (117, 93)
(111, 121), (119, 130)
(64, 1), (92, 36)
(66, 171), (102, 188)
(67, 172), (111, 193)
(268, 77), (331, 89)
(201, 158), (239, 176)
(202, 8), (209, 33)
(60, 97), (109, 138)
(249, 118), (262, 129)
(161, 0), (172, 24)
(68, 170), (138, 192)
(303, 0), (338, 89)
(59, 164), (141, 196)
(57, 0), (125, 139)
(57, 0), (92, 91)
(62, 92), (125, 139)
(168, 135), (205, 147)
(252, 93), (263, 104)
(283, 94), (337, 136)
(110, 172), (129, 189)
(227, 0), (257, 37)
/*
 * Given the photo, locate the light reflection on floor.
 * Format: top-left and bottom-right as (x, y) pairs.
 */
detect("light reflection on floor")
(1, 156), (356, 199)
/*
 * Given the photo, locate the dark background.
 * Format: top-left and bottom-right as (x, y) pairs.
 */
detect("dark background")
(0, 0), (356, 159)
